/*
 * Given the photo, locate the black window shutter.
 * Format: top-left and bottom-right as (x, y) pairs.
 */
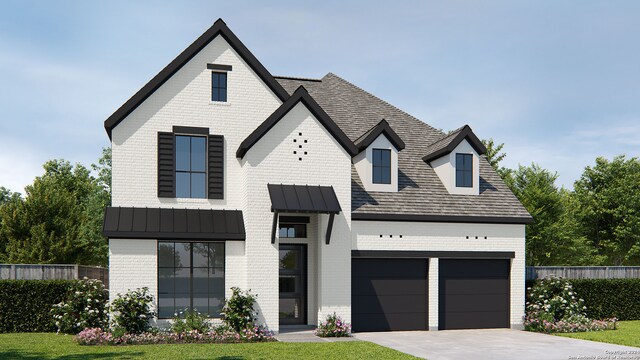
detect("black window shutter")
(158, 132), (175, 198)
(208, 135), (224, 199)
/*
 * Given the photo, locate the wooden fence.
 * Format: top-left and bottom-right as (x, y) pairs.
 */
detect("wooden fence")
(526, 266), (640, 280)
(0, 264), (108, 286)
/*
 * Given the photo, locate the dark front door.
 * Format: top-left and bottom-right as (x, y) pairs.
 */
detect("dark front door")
(439, 259), (510, 330)
(352, 258), (428, 332)
(279, 244), (307, 325)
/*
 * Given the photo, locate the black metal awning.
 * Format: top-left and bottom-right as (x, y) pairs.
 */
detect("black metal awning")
(103, 207), (245, 240)
(267, 184), (341, 244)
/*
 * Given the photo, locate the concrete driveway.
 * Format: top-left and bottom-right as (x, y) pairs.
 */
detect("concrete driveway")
(353, 329), (640, 360)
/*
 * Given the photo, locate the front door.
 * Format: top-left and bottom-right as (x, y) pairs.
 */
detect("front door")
(279, 244), (307, 325)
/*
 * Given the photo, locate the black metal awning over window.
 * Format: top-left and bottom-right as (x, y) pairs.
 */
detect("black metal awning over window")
(267, 184), (341, 244)
(103, 207), (245, 240)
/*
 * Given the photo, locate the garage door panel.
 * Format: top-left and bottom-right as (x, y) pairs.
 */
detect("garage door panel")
(353, 313), (427, 332)
(440, 259), (510, 278)
(352, 259), (427, 278)
(441, 311), (510, 330)
(353, 278), (427, 296)
(352, 294), (427, 314)
(442, 293), (510, 313)
(442, 278), (509, 295)
(439, 259), (510, 330)
(352, 258), (428, 332)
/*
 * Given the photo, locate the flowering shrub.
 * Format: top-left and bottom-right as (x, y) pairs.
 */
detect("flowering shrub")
(110, 287), (155, 334)
(171, 309), (211, 334)
(74, 325), (275, 346)
(524, 276), (617, 333)
(315, 313), (351, 337)
(50, 278), (109, 334)
(221, 287), (257, 332)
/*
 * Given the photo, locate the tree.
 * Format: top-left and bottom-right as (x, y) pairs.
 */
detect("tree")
(508, 164), (600, 266)
(482, 138), (511, 180)
(0, 158), (109, 266)
(571, 156), (640, 265)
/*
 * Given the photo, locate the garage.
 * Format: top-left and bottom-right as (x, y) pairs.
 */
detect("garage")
(439, 259), (510, 330)
(352, 258), (428, 332)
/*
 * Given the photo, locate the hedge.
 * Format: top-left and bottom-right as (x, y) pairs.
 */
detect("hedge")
(0, 280), (77, 333)
(526, 278), (640, 321)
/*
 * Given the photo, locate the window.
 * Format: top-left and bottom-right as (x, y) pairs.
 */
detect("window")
(456, 153), (473, 187)
(176, 135), (206, 198)
(211, 72), (227, 102)
(278, 224), (307, 238)
(158, 242), (225, 318)
(372, 149), (391, 184)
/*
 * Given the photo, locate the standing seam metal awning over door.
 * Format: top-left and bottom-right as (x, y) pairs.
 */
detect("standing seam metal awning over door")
(267, 184), (341, 244)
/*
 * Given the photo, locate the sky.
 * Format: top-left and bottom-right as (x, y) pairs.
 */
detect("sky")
(0, 0), (639, 192)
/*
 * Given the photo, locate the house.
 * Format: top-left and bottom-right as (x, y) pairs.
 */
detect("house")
(102, 19), (532, 333)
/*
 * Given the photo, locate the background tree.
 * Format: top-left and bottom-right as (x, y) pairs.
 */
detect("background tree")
(571, 156), (640, 265)
(0, 151), (110, 266)
(507, 164), (599, 265)
(482, 138), (511, 180)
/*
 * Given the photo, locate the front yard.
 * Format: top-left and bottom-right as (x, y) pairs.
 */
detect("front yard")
(0, 333), (417, 360)
(557, 320), (640, 348)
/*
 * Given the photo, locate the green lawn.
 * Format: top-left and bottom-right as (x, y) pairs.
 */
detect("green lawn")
(557, 320), (640, 348)
(0, 333), (417, 360)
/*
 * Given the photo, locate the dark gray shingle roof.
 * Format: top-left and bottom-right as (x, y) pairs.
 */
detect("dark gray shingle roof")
(276, 73), (531, 221)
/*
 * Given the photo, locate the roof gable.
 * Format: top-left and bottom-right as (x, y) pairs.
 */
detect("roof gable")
(236, 86), (358, 158)
(103, 19), (289, 139)
(422, 125), (487, 163)
(354, 119), (405, 152)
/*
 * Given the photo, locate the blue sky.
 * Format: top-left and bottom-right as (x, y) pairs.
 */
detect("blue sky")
(1, 0), (639, 192)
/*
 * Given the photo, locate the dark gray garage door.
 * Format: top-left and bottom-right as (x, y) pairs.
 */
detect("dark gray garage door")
(352, 258), (428, 332)
(439, 259), (510, 330)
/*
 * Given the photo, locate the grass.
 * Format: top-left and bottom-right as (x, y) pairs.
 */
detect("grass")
(557, 320), (640, 348)
(0, 332), (418, 360)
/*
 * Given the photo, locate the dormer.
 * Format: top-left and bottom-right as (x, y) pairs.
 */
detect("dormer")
(353, 120), (405, 192)
(423, 125), (487, 195)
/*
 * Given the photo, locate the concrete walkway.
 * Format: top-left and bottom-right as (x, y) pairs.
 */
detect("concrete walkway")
(276, 326), (359, 343)
(353, 329), (640, 360)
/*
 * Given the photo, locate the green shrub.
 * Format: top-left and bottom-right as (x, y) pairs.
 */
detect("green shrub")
(51, 278), (109, 334)
(221, 287), (257, 332)
(110, 287), (155, 334)
(526, 278), (640, 321)
(0, 280), (75, 333)
(315, 313), (351, 337)
(171, 309), (211, 334)
(571, 279), (640, 321)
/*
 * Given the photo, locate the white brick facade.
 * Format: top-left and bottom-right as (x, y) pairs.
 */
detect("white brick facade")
(107, 23), (527, 334)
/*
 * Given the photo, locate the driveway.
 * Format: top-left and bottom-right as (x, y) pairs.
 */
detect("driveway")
(353, 329), (640, 360)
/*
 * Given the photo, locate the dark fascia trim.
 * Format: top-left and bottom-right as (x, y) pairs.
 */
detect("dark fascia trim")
(237, 86), (358, 158)
(352, 212), (534, 224)
(279, 215), (310, 224)
(103, 232), (246, 241)
(354, 119), (406, 152)
(104, 18), (289, 139)
(352, 250), (515, 259)
(207, 63), (232, 71)
(172, 126), (209, 135)
(422, 125), (487, 163)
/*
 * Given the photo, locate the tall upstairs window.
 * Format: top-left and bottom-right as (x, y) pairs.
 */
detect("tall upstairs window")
(211, 72), (227, 102)
(456, 153), (473, 188)
(176, 135), (206, 198)
(372, 149), (391, 184)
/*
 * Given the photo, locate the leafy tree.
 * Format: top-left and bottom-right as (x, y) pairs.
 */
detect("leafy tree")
(0, 157), (109, 266)
(482, 138), (512, 180)
(508, 164), (600, 265)
(571, 156), (640, 265)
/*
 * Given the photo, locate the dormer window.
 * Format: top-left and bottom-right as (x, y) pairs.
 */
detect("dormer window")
(455, 153), (473, 188)
(372, 149), (391, 184)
